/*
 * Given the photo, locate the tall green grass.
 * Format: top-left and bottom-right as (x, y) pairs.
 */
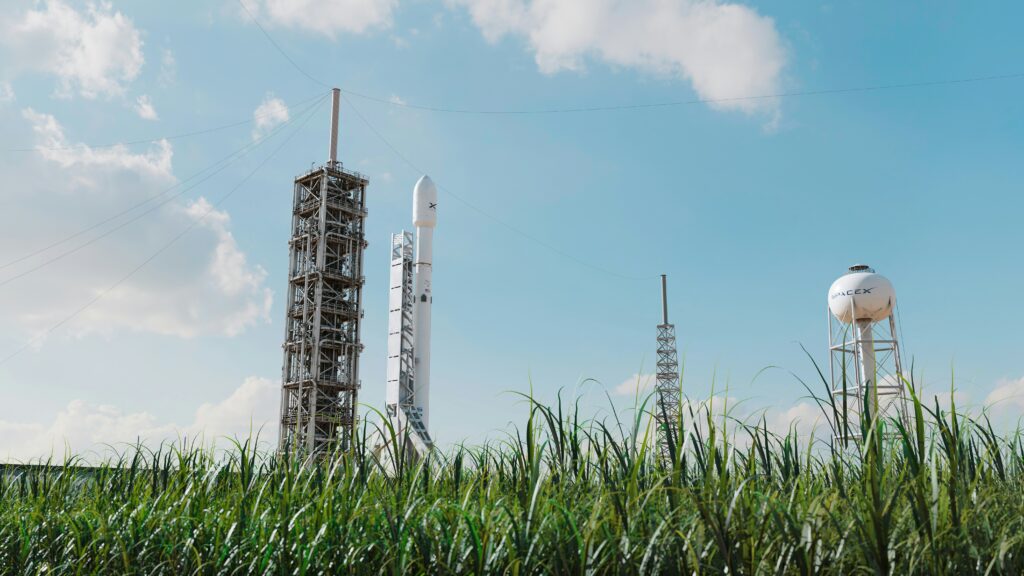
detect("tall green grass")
(2, 381), (1024, 575)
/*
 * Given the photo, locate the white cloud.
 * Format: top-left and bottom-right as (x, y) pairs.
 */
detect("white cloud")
(676, 396), (828, 445)
(985, 378), (1024, 408)
(607, 376), (826, 441)
(388, 94), (406, 105)
(1, 109), (272, 340)
(0, 377), (279, 462)
(614, 373), (656, 396)
(682, 395), (739, 416)
(765, 401), (827, 438)
(2, 0), (144, 98)
(191, 377), (279, 439)
(23, 107), (172, 178)
(983, 378), (1024, 426)
(249, 0), (396, 36)
(252, 93), (289, 141)
(134, 94), (158, 120)
(450, 0), (786, 118)
(0, 82), (14, 104)
(158, 48), (176, 86)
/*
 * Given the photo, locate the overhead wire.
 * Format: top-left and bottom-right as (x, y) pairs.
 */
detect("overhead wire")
(232, 1), (1024, 280)
(0, 94), (327, 366)
(341, 72), (1024, 115)
(235, 0), (655, 280)
(0, 95), (328, 273)
(339, 92), (657, 281)
(233, 0), (1024, 117)
(4, 90), (329, 152)
(236, 0), (331, 89)
(0, 94), (329, 290)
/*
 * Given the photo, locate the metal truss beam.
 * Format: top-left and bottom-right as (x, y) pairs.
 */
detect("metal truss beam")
(279, 165), (368, 457)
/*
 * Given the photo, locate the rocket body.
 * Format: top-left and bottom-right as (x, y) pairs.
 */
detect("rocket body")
(412, 176), (437, 431)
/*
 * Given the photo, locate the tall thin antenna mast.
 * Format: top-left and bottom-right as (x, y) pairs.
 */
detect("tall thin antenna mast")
(661, 274), (669, 325)
(328, 88), (340, 167)
(655, 274), (680, 463)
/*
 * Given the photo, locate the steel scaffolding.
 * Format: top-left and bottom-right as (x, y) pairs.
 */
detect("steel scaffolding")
(655, 275), (680, 461)
(385, 231), (431, 456)
(279, 163), (368, 457)
(829, 308), (909, 443)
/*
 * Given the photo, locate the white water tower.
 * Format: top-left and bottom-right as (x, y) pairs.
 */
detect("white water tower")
(827, 265), (908, 439)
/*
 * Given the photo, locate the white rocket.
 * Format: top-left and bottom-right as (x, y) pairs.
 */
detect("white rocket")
(384, 175), (437, 456)
(412, 175), (436, 431)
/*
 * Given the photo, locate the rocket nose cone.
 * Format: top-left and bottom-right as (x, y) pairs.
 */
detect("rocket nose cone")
(414, 175), (437, 199)
(413, 175), (437, 227)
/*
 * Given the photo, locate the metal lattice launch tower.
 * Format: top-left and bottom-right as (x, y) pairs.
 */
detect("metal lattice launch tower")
(655, 274), (680, 460)
(279, 89), (369, 456)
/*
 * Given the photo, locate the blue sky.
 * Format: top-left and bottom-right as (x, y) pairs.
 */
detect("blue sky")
(1, 0), (1022, 459)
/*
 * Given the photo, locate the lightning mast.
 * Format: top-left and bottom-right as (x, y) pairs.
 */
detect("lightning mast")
(655, 274), (680, 461)
(279, 88), (369, 457)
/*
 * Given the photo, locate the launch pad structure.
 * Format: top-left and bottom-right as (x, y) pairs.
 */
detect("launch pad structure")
(279, 90), (369, 456)
(385, 175), (438, 458)
(386, 231), (431, 456)
(655, 274), (681, 461)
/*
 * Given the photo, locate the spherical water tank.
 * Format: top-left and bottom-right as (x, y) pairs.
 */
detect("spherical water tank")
(827, 265), (896, 324)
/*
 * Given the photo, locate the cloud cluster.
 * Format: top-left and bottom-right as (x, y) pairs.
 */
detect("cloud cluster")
(236, 0), (785, 120)
(612, 373), (828, 438)
(1, 109), (272, 340)
(614, 372), (656, 396)
(23, 106), (172, 177)
(450, 0), (786, 118)
(252, 93), (289, 141)
(158, 48), (176, 86)
(134, 94), (158, 120)
(983, 378), (1024, 426)
(248, 0), (397, 36)
(0, 377), (279, 462)
(2, 0), (145, 98)
(0, 82), (14, 104)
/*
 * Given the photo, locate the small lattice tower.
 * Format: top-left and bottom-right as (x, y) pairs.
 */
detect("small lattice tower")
(655, 274), (681, 461)
(279, 89), (368, 457)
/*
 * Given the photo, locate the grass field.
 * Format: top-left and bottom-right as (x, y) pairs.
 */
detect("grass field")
(3, 381), (1024, 575)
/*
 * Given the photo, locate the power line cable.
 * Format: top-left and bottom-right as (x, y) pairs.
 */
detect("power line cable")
(341, 72), (1024, 115)
(4, 90), (328, 152)
(233, 0), (1024, 117)
(340, 92), (656, 281)
(237, 0), (654, 280)
(0, 95), (326, 366)
(0, 96), (325, 270)
(236, 0), (331, 89)
(0, 95), (327, 290)
(0, 96), (326, 273)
